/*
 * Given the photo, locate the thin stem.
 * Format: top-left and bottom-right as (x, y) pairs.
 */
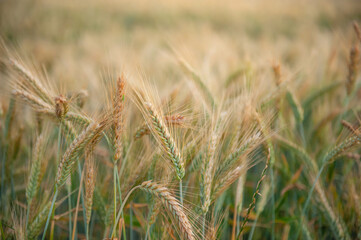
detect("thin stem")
(104, 133), (126, 239)
(130, 203), (134, 240)
(42, 122), (63, 240)
(89, 210), (96, 240)
(78, 161), (88, 239)
(236, 213), (241, 237)
(145, 224), (151, 240)
(202, 214), (206, 239)
(113, 166), (117, 237)
(85, 218), (89, 239)
(179, 179), (183, 205)
(270, 166), (275, 240)
(296, 163), (326, 239)
(72, 161), (87, 240)
(115, 168), (127, 240)
(42, 189), (58, 240)
(50, 218), (55, 240)
(111, 185), (141, 237)
(237, 149), (270, 239)
(26, 202), (30, 231)
(51, 123), (62, 240)
(231, 198), (238, 240)
(86, 225), (89, 240)
(299, 123), (306, 147)
(67, 182), (72, 240)
(248, 214), (260, 240)
(145, 198), (156, 240)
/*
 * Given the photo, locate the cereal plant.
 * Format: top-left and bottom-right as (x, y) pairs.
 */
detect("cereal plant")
(0, 0), (360, 239)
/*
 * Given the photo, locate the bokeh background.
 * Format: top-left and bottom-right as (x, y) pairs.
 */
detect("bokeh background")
(1, 0), (360, 96)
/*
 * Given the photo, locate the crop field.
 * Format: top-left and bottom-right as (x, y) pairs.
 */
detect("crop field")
(0, 0), (361, 239)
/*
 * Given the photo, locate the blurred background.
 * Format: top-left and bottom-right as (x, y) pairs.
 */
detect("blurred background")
(1, 0), (360, 93)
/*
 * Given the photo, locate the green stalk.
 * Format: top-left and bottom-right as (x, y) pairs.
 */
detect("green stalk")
(89, 210), (95, 240)
(336, 83), (360, 134)
(50, 217), (55, 240)
(235, 174), (246, 236)
(299, 123), (306, 147)
(113, 166), (117, 238)
(77, 161), (88, 240)
(26, 203), (30, 232)
(237, 149), (270, 239)
(103, 133), (126, 239)
(52, 123), (62, 240)
(42, 189), (58, 240)
(256, 112), (275, 240)
(145, 225), (151, 240)
(59, 119), (75, 239)
(265, 141), (275, 240)
(115, 168), (126, 240)
(296, 136), (359, 239)
(86, 224), (89, 240)
(179, 179), (183, 204)
(130, 203), (134, 240)
(67, 182), (73, 240)
(111, 186), (141, 237)
(146, 224), (155, 240)
(236, 212), (240, 236)
(248, 214), (260, 240)
(269, 165), (275, 240)
(295, 163), (325, 239)
(202, 214), (206, 239)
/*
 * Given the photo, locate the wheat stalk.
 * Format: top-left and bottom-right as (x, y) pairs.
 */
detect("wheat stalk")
(215, 132), (261, 180)
(27, 203), (51, 240)
(134, 114), (185, 140)
(56, 118), (108, 189)
(346, 44), (359, 96)
(9, 58), (53, 104)
(113, 74), (125, 164)
(112, 180), (195, 240)
(85, 149), (96, 226)
(36, 107), (92, 128)
(148, 200), (161, 225)
(278, 136), (351, 239)
(26, 135), (43, 206)
(134, 125), (151, 140)
(144, 102), (185, 179)
(112, 75), (126, 239)
(212, 165), (246, 199)
(201, 124), (221, 214)
(12, 89), (52, 110)
(140, 181), (195, 240)
(238, 149), (270, 237)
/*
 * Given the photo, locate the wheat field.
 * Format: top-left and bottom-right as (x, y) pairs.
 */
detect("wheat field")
(0, 0), (361, 239)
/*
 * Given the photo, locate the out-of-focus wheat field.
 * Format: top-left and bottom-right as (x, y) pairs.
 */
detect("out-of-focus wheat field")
(0, 0), (361, 239)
